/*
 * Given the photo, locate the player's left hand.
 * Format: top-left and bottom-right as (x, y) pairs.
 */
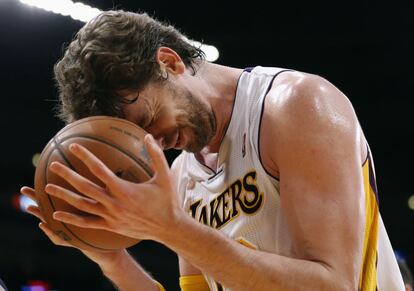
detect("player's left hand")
(44, 134), (183, 241)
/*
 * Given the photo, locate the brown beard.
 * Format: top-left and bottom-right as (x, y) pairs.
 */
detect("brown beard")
(173, 89), (216, 153)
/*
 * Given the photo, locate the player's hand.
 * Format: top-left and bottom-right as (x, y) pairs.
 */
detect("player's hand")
(43, 134), (183, 242)
(20, 186), (126, 268)
(21, 186), (73, 247)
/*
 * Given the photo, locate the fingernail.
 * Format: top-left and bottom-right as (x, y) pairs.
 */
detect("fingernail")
(69, 143), (78, 151)
(145, 134), (155, 146)
(49, 162), (59, 171)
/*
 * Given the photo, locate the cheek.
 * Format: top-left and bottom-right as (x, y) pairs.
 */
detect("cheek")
(182, 126), (196, 140)
(175, 115), (191, 127)
(146, 108), (177, 135)
(157, 107), (178, 126)
(174, 108), (193, 127)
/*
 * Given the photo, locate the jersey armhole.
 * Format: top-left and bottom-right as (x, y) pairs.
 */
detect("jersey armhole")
(257, 69), (294, 182)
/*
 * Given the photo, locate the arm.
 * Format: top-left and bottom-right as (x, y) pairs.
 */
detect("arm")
(99, 250), (160, 291)
(179, 256), (203, 276)
(179, 257), (210, 291)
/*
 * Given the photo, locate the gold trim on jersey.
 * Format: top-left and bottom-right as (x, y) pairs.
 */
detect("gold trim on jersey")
(179, 275), (210, 291)
(358, 154), (379, 290)
(236, 237), (258, 250)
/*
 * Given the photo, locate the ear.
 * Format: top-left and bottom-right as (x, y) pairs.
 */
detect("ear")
(155, 47), (186, 75)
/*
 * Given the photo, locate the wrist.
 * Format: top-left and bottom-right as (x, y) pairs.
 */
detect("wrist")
(158, 210), (199, 247)
(97, 249), (160, 291)
(83, 249), (130, 275)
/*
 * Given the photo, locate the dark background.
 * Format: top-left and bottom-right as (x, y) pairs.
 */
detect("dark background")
(0, 0), (413, 290)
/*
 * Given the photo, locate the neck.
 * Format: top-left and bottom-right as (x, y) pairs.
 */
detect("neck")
(196, 63), (243, 154)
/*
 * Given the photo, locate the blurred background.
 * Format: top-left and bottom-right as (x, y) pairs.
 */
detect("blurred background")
(0, 0), (413, 290)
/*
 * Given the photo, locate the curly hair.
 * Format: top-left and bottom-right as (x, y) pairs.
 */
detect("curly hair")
(54, 10), (205, 123)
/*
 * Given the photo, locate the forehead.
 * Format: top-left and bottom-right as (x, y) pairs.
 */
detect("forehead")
(119, 82), (166, 122)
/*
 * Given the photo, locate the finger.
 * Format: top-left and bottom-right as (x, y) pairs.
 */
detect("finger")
(68, 143), (117, 186)
(53, 211), (108, 231)
(26, 205), (46, 222)
(49, 161), (112, 206)
(45, 184), (106, 217)
(144, 134), (170, 178)
(21, 186), (37, 201)
(38, 222), (73, 247)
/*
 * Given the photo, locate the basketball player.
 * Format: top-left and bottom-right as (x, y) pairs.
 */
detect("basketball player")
(21, 10), (405, 290)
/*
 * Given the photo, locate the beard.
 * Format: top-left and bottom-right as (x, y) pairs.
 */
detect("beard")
(173, 88), (216, 153)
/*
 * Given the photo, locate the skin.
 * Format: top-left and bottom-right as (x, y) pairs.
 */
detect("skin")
(22, 47), (370, 290)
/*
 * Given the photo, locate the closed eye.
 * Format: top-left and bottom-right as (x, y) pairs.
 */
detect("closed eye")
(125, 95), (139, 104)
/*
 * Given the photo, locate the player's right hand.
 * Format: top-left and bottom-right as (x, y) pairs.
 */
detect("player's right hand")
(20, 186), (127, 268)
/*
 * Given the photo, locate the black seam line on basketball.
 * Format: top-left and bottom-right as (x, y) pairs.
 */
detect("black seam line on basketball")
(48, 137), (117, 251)
(257, 69), (294, 183)
(56, 116), (147, 141)
(57, 134), (153, 177)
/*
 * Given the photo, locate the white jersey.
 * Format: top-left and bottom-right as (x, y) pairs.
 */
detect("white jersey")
(173, 66), (405, 291)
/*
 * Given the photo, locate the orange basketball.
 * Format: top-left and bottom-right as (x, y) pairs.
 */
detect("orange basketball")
(34, 116), (153, 252)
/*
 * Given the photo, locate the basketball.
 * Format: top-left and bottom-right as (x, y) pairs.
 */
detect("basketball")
(34, 116), (153, 252)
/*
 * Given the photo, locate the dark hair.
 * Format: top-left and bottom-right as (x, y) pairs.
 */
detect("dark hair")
(54, 10), (205, 123)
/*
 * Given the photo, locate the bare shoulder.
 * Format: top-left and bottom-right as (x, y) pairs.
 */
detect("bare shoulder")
(260, 71), (365, 176)
(265, 71), (357, 125)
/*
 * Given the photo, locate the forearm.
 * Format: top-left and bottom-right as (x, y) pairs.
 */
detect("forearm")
(97, 249), (159, 291)
(160, 216), (349, 291)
